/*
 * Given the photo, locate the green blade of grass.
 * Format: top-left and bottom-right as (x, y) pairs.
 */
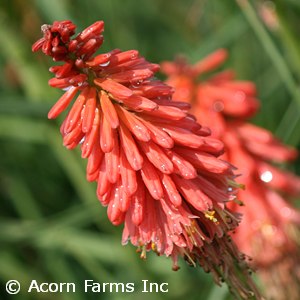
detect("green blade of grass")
(236, 0), (300, 144)
(5, 175), (43, 220)
(189, 13), (248, 60)
(0, 13), (51, 100)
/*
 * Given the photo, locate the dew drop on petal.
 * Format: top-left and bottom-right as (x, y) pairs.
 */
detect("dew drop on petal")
(62, 86), (73, 91)
(131, 80), (143, 88)
(260, 170), (273, 183)
(131, 53), (138, 59)
(99, 60), (110, 67)
(79, 137), (85, 144)
(213, 101), (224, 112)
(160, 164), (166, 172)
(152, 189), (160, 198)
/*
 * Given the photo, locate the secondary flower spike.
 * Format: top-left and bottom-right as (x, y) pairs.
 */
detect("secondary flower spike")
(162, 50), (300, 300)
(33, 21), (262, 299)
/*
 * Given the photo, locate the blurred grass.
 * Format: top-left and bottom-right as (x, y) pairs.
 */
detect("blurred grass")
(0, 0), (300, 299)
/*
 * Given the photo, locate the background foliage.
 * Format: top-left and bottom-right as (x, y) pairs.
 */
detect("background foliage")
(1, 0), (300, 299)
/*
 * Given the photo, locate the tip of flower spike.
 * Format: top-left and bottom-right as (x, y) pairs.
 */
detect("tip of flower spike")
(41, 24), (51, 34)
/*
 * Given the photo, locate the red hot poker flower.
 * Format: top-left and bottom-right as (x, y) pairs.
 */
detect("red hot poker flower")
(33, 21), (262, 299)
(32, 20), (104, 61)
(162, 49), (300, 300)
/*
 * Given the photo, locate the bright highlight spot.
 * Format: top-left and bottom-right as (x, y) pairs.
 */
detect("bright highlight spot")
(260, 170), (273, 183)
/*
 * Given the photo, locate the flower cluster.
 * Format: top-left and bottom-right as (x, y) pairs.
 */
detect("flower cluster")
(33, 21), (262, 298)
(162, 49), (300, 300)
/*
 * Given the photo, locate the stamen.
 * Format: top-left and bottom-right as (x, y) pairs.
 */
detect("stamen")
(204, 210), (218, 223)
(228, 179), (245, 190)
(151, 242), (157, 252)
(182, 249), (196, 267)
(140, 245), (147, 260)
(233, 198), (244, 206)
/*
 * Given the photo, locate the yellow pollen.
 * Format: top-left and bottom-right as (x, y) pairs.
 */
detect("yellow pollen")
(204, 210), (218, 223)
(151, 242), (157, 252)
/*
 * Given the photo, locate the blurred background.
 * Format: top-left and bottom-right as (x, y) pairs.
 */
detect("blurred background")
(1, 0), (300, 299)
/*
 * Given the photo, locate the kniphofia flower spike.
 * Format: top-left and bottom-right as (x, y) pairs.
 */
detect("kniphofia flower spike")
(33, 21), (262, 299)
(162, 49), (300, 300)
